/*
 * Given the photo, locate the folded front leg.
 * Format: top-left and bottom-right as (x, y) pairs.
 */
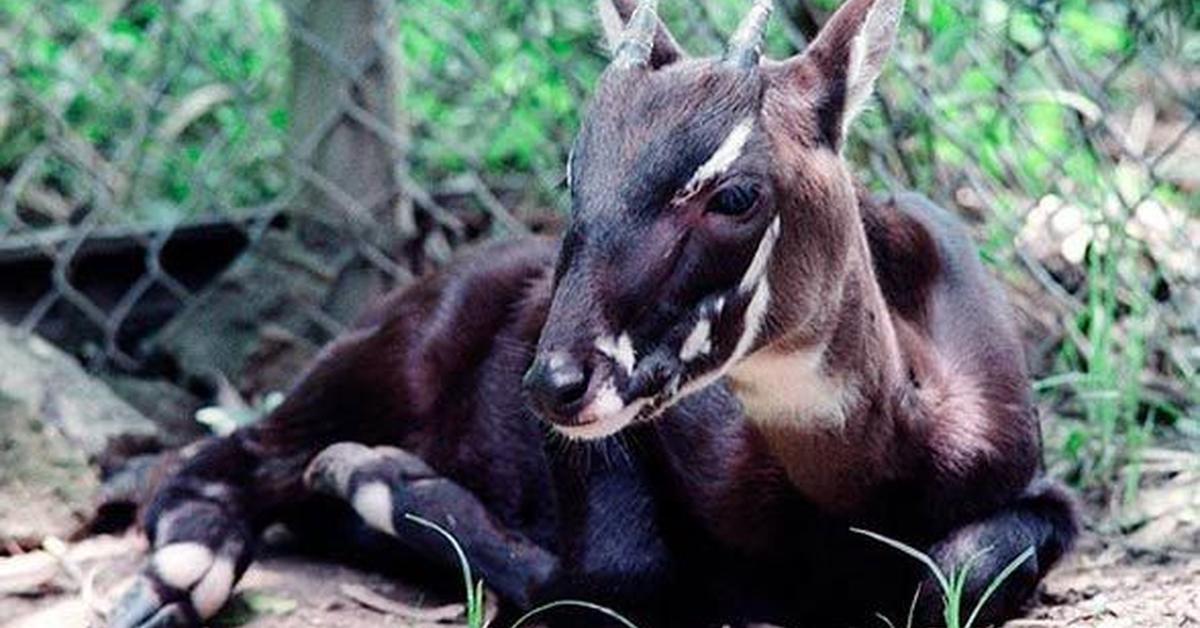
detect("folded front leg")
(108, 439), (256, 628)
(304, 442), (560, 609)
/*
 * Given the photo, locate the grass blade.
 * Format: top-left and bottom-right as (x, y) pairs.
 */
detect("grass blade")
(403, 514), (480, 625)
(906, 582), (922, 628)
(851, 527), (951, 594)
(510, 600), (641, 628)
(963, 546), (1035, 628)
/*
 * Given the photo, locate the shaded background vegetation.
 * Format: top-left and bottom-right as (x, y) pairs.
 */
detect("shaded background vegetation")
(0, 0), (1197, 519)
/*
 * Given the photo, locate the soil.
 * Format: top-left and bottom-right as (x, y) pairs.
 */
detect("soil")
(0, 526), (1197, 628)
(2, 432), (1197, 628)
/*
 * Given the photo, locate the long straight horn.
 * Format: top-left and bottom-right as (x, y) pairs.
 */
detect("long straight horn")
(612, 0), (660, 69)
(726, 0), (774, 68)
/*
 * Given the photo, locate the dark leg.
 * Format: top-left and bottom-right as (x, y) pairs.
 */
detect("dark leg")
(108, 328), (393, 628)
(914, 478), (1079, 626)
(107, 436), (260, 628)
(304, 442), (561, 609)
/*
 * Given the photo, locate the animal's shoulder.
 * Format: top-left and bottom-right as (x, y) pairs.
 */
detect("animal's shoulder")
(354, 236), (559, 331)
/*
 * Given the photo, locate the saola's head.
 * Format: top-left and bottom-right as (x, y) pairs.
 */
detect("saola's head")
(524, 0), (902, 439)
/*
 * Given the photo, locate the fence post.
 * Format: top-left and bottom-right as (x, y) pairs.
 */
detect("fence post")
(289, 0), (407, 249)
(150, 0), (411, 395)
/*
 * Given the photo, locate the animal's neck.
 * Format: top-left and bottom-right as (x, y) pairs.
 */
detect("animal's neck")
(727, 189), (908, 513)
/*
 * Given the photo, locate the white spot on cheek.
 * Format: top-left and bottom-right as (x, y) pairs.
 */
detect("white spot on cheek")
(592, 381), (625, 416)
(152, 543), (214, 590)
(679, 318), (712, 362)
(190, 557), (235, 618)
(681, 117), (756, 197)
(352, 482), (397, 536)
(595, 333), (637, 375)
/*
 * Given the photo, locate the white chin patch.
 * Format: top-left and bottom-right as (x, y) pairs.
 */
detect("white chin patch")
(553, 380), (648, 441)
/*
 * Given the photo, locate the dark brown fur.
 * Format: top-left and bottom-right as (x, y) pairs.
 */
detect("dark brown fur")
(108, 2), (1076, 627)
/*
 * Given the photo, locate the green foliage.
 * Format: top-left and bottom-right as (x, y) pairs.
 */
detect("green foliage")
(0, 0), (289, 227)
(1, 0), (1195, 498)
(856, 0), (1199, 497)
(853, 528), (1036, 628)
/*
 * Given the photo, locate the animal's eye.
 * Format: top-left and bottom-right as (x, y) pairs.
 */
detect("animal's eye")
(706, 184), (759, 216)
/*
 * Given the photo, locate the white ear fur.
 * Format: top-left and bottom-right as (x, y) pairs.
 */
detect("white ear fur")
(840, 0), (902, 135)
(793, 0), (903, 147)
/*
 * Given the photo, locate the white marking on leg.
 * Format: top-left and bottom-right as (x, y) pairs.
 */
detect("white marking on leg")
(595, 333), (637, 375)
(152, 543), (214, 590)
(679, 117), (756, 198)
(738, 216), (781, 293)
(679, 318), (712, 362)
(189, 556), (235, 618)
(352, 482), (397, 536)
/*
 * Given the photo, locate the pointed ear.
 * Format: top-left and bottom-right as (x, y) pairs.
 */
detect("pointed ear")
(596, 0), (686, 69)
(776, 0), (902, 148)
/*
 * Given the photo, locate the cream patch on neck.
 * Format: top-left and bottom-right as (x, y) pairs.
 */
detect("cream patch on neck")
(729, 343), (858, 429)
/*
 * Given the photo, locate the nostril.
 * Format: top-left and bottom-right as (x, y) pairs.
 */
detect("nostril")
(550, 363), (589, 407)
(524, 355), (591, 417)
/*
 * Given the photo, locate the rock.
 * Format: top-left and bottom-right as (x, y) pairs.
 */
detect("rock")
(0, 325), (158, 548)
(148, 231), (335, 397)
(99, 376), (206, 448)
(0, 326), (158, 461)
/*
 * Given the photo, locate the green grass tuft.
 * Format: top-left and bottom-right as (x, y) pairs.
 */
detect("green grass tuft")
(404, 513), (640, 628)
(852, 527), (1035, 628)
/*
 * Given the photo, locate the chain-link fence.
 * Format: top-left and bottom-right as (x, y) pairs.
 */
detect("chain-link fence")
(1, 1), (1196, 477)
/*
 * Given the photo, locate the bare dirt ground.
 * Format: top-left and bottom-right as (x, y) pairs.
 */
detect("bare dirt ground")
(2, 525), (1198, 628)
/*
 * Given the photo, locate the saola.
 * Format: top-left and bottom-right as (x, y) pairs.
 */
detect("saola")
(108, 0), (1077, 626)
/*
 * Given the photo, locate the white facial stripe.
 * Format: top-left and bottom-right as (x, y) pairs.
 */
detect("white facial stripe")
(563, 224), (775, 440)
(630, 277), (773, 427)
(738, 216), (781, 293)
(734, 277), (771, 361)
(595, 333), (637, 375)
(351, 482), (396, 536)
(679, 318), (712, 362)
(681, 117), (756, 197)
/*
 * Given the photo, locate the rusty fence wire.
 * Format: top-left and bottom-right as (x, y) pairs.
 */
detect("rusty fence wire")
(0, 0), (1196, 473)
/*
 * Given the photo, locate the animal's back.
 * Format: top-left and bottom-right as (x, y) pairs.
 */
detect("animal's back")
(862, 191), (1040, 521)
